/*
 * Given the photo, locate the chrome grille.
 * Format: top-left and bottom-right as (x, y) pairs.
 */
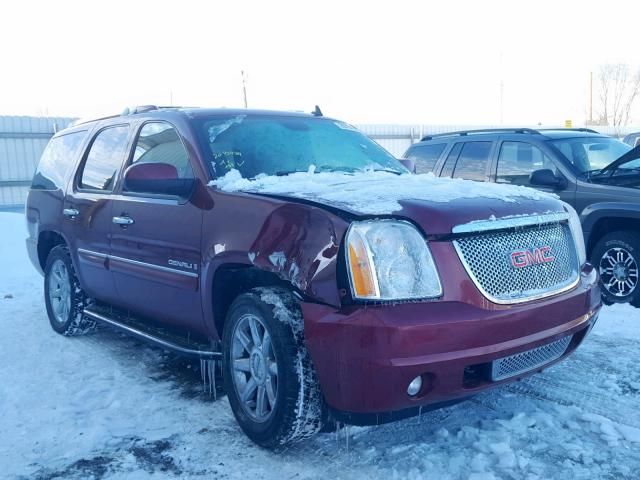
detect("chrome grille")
(454, 221), (579, 303)
(491, 335), (572, 381)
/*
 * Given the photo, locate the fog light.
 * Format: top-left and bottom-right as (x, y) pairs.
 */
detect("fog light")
(407, 375), (422, 396)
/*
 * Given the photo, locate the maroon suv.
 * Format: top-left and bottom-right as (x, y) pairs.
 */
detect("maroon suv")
(25, 106), (601, 448)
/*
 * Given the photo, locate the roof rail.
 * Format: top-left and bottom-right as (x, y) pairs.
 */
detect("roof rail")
(71, 105), (191, 127)
(536, 128), (600, 134)
(421, 128), (539, 142)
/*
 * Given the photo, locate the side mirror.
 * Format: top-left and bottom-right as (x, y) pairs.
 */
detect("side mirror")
(399, 158), (416, 173)
(124, 162), (195, 198)
(529, 169), (567, 190)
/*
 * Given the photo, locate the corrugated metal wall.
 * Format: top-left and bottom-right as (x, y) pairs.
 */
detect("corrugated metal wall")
(0, 116), (638, 206)
(0, 116), (75, 207)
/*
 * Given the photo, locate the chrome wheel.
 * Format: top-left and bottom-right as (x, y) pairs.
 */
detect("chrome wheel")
(231, 313), (278, 422)
(48, 259), (71, 324)
(599, 247), (639, 297)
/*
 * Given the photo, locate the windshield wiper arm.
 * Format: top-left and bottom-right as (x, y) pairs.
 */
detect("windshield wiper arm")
(373, 168), (403, 175)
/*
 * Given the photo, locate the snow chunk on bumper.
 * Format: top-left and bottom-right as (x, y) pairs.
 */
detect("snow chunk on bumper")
(210, 170), (551, 215)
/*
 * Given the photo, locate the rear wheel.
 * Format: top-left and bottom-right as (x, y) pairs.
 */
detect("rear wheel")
(591, 231), (640, 307)
(44, 245), (95, 335)
(222, 287), (326, 448)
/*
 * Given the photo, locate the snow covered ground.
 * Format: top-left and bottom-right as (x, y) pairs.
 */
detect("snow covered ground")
(1, 210), (639, 479)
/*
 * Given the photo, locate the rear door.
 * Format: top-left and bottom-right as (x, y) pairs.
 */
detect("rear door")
(62, 124), (132, 305)
(108, 121), (205, 333)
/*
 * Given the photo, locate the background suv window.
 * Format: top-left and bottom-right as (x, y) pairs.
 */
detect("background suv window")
(79, 125), (130, 191)
(496, 141), (555, 185)
(452, 141), (492, 181)
(405, 143), (446, 173)
(440, 143), (462, 177)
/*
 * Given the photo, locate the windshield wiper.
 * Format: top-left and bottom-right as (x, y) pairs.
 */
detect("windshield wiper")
(373, 168), (403, 175)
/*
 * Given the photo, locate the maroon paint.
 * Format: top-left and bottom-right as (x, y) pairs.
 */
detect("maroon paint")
(26, 109), (602, 420)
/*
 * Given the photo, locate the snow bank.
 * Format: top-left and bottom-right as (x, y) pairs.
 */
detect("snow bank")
(210, 169), (551, 215)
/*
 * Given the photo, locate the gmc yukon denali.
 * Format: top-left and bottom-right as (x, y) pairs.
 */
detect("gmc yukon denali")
(25, 106), (601, 448)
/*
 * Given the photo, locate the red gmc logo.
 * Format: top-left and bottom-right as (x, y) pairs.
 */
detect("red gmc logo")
(510, 246), (555, 268)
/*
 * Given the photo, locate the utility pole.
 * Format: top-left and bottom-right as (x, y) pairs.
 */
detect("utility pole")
(241, 70), (248, 108)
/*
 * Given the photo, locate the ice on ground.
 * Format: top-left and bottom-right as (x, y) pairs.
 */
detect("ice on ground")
(1, 211), (639, 479)
(210, 169), (552, 214)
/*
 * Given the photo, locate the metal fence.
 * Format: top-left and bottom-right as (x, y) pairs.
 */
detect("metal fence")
(1, 116), (639, 207)
(0, 116), (75, 206)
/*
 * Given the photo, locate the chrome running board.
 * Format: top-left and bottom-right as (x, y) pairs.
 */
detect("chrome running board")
(83, 306), (220, 359)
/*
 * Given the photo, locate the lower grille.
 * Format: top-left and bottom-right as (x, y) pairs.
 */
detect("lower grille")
(491, 335), (572, 381)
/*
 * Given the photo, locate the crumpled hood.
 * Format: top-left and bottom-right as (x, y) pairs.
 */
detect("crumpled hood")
(211, 169), (566, 234)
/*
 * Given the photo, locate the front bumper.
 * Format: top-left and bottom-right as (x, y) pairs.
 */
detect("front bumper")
(301, 264), (601, 420)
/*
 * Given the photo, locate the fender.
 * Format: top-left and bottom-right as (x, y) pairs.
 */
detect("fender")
(580, 201), (640, 232)
(200, 190), (350, 338)
(580, 201), (640, 248)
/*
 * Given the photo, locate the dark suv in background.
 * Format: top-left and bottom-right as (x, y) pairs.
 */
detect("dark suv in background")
(404, 128), (640, 306)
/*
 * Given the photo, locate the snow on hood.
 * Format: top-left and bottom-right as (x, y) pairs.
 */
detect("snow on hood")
(210, 169), (552, 215)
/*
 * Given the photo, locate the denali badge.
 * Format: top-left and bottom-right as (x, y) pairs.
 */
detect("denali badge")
(510, 247), (555, 268)
(168, 259), (197, 270)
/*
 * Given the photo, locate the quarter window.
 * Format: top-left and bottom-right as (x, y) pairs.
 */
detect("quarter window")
(32, 131), (87, 190)
(497, 141), (555, 185)
(405, 144), (447, 174)
(79, 126), (130, 191)
(452, 141), (492, 181)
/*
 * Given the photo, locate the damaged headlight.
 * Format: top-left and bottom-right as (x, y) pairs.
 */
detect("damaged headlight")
(346, 220), (442, 300)
(563, 203), (587, 266)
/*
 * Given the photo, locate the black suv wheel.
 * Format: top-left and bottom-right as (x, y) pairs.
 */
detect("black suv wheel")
(44, 245), (95, 335)
(222, 287), (326, 449)
(591, 231), (640, 306)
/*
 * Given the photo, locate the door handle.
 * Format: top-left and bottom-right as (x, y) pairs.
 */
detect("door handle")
(63, 208), (79, 218)
(112, 216), (134, 226)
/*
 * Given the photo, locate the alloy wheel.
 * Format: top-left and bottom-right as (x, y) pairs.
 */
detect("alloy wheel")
(599, 247), (639, 297)
(231, 313), (278, 422)
(48, 259), (71, 324)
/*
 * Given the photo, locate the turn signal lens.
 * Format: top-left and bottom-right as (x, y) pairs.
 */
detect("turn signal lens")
(347, 230), (379, 298)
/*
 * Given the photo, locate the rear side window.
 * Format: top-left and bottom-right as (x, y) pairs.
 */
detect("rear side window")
(405, 144), (446, 173)
(452, 141), (492, 181)
(496, 141), (555, 185)
(31, 131), (87, 190)
(79, 125), (130, 191)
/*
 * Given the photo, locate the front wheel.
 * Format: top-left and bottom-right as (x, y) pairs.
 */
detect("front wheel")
(591, 231), (640, 307)
(222, 287), (326, 448)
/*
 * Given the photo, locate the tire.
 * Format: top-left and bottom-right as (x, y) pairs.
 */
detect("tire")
(591, 231), (640, 307)
(44, 245), (95, 336)
(222, 287), (326, 448)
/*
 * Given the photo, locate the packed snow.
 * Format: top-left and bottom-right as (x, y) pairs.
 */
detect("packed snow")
(210, 169), (551, 215)
(1, 210), (639, 479)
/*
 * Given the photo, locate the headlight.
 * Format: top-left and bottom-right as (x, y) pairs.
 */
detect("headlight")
(563, 203), (586, 265)
(346, 220), (442, 300)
